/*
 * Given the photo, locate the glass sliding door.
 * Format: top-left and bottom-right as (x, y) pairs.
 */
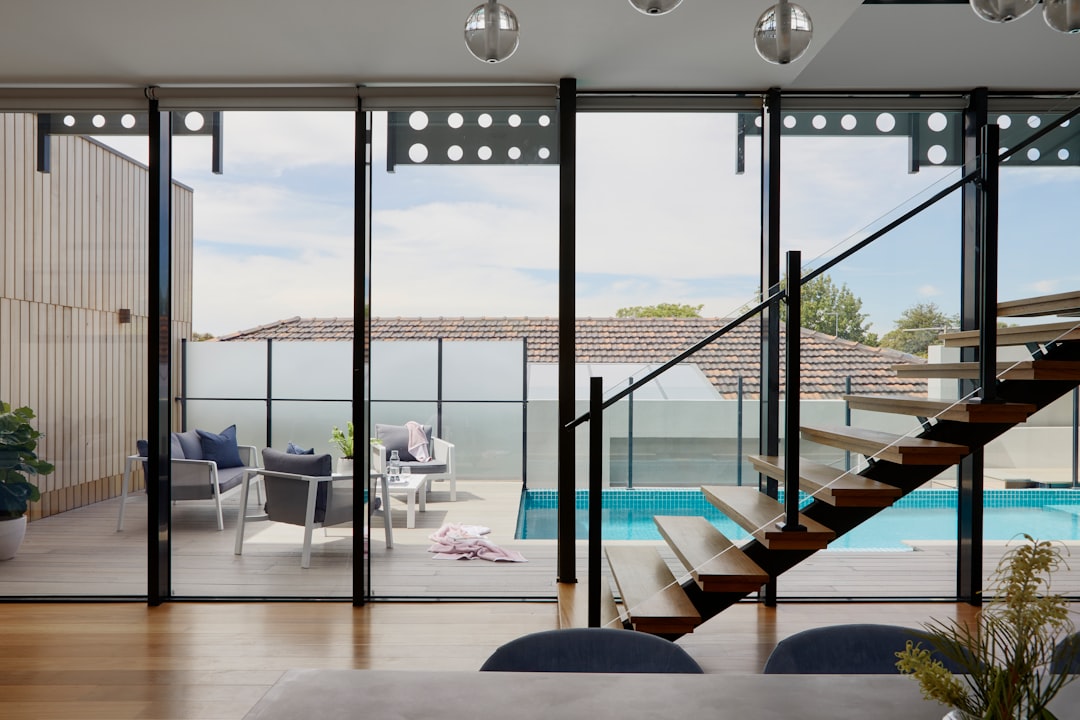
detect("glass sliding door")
(166, 110), (356, 598)
(0, 109), (150, 596)
(368, 107), (558, 599)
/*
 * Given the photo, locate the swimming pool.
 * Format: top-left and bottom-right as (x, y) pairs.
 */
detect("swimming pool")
(515, 488), (1080, 550)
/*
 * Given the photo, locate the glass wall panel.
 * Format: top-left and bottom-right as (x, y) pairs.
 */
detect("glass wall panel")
(983, 100), (1080, 598)
(778, 108), (965, 599)
(0, 110), (150, 597)
(170, 110), (355, 598)
(369, 108), (557, 599)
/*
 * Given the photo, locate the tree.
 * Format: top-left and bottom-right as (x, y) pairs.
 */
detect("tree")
(192, 332), (216, 342)
(616, 303), (704, 318)
(779, 274), (878, 345)
(878, 302), (959, 357)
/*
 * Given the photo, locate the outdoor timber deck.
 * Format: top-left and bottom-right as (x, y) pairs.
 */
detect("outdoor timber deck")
(4, 480), (1080, 600)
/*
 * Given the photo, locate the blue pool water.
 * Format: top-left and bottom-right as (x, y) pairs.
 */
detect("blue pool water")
(515, 488), (1080, 550)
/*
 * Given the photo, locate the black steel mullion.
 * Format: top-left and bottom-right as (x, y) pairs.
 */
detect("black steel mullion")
(958, 87), (988, 606)
(760, 88), (782, 607)
(557, 77), (578, 584)
(781, 251), (805, 533)
(147, 102), (172, 605)
(266, 339), (273, 449)
(522, 338), (528, 490)
(978, 124), (1000, 403)
(354, 100), (371, 605)
(588, 377), (603, 627)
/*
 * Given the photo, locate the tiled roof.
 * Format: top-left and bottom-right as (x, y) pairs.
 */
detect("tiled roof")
(217, 316), (927, 399)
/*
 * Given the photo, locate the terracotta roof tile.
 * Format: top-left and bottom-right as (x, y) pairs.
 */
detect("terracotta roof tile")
(217, 317), (927, 399)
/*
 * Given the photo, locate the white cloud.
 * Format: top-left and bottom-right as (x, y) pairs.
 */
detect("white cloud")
(917, 285), (941, 297)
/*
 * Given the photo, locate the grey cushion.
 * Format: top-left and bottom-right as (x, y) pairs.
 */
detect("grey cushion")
(174, 429), (203, 460)
(262, 448), (334, 524)
(762, 623), (970, 675)
(480, 628), (703, 673)
(286, 441), (314, 455)
(197, 425), (244, 468)
(170, 433), (184, 459)
(375, 423), (432, 462)
(400, 460), (447, 474)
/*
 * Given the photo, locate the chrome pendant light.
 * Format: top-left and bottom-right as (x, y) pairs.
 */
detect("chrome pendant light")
(1043, 0), (1080, 33)
(753, 0), (813, 65)
(628, 0), (683, 16)
(968, 0), (1038, 23)
(464, 1), (520, 64)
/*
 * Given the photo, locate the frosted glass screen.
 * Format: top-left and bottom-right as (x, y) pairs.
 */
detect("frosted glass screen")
(271, 400), (352, 457)
(370, 341), (438, 400)
(442, 403), (524, 480)
(368, 402), (439, 440)
(184, 400), (268, 450)
(442, 341), (524, 401)
(272, 342), (352, 400)
(186, 342), (267, 399)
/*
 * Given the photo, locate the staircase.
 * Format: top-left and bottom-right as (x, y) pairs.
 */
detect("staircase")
(561, 290), (1080, 636)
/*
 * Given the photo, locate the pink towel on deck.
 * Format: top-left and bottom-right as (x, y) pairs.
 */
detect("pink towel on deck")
(427, 523), (527, 562)
(405, 420), (431, 462)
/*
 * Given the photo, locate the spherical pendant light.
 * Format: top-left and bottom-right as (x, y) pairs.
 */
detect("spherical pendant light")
(1043, 0), (1080, 33)
(464, 2), (520, 64)
(628, 0), (683, 16)
(753, 1), (813, 65)
(968, 0), (1038, 23)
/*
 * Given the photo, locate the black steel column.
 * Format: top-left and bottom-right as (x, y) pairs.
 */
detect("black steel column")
(759, 89), (782, 606)
(588, 377), (603, 627)
(557, 78), (578, 584)
(354, 100), (371, 605)
(977, 124), (1000, 404)
(780, 251), (806, 533)
(147, 101), (172, 605)
(958, 88), (988, 606)
(266, 339), (273, 449)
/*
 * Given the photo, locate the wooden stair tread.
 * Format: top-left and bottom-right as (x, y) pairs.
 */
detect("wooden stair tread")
(940, 320), (1080, 348)
(801, 424), (968, 466)
(653, 516), (769, 593)
(842, 394), (1036, 423)
(604, 545), (701, 635)
(700, 486), (834, 550)
(998, 290), (1080, 318)
(748, 455), (901, 508)
(557, 579), (623, 630)
(891, 360), (1080, 381)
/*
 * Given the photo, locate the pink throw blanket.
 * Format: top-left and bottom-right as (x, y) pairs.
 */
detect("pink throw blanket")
(405, 420), (431, 462)
(427, 523), (527, 563)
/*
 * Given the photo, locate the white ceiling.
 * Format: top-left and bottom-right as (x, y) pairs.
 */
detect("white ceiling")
(0, 1), (1077, 92)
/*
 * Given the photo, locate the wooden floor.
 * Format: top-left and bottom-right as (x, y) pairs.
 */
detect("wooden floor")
(4, 600), (1079, 720)
(7, 481), (1080, 719)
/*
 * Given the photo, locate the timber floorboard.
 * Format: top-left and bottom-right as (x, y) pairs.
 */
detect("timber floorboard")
(3, 601), (1080, 720)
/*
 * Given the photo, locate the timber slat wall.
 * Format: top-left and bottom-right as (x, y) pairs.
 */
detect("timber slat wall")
(0, 113), (193, 520)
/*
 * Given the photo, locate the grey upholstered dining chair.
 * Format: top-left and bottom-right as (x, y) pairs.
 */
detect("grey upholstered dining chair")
(762, 623), (969, 674)
(479, 628), (704, 673)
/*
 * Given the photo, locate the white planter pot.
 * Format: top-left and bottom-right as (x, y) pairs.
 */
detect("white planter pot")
(337, 458), (354, 476)
(0, 515), (28, 560)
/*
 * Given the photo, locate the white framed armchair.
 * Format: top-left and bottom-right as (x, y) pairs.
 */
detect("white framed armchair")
(372, 423), (457, 501)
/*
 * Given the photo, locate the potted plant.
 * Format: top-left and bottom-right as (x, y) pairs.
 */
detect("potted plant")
(896, 534), (1077, 720)
(0, 402), (55, 560)
(329, 421), (354, 475)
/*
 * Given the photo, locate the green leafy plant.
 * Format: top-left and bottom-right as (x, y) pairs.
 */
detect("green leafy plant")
(328, 422), (354, 459)
(896, 534), (1077, 720)
(0, 402), (55, 519)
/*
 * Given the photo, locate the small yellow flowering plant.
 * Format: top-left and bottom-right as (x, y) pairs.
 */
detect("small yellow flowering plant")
(896, 535), (1076, 720)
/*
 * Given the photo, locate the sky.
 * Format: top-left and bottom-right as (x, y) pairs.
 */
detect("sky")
(98, 109), (1080, 338)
